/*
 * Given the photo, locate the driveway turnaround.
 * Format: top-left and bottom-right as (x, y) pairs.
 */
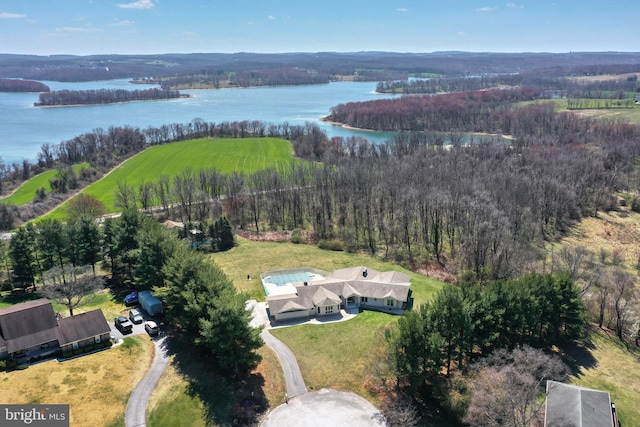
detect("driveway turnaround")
(125, 336), (170, 427)
(247, 300), (385, 426)
(260, 389), (385, 427)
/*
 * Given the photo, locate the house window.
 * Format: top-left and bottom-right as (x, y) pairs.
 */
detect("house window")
(361, 297), (368, 303)
(317, 307), (320, 314)
(72, 342), (79, 350)
(325, 306), (334, 314)
(386, 299), (395, 307)
(95, 336), (101, 344)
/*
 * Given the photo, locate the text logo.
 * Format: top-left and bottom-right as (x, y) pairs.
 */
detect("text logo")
(0, 405), (69, 426)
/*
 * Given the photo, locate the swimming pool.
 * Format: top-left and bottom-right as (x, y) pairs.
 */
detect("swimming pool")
(261, 269), (325, 296)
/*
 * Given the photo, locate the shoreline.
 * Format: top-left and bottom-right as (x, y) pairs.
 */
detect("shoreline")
(320, 117), (513, 140)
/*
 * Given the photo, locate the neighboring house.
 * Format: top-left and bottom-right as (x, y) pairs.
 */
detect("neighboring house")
(264, 266), (412, 322)
(0, 298), (111, 362)
(545, 380), (618, 427)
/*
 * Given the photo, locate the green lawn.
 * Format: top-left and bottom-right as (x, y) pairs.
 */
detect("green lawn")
(0, 163), (89, 206)
(271, 310), (395, 398)
(40, 137), (305, 219)
(212, 236), (444, 306)
(568, 328), (640, 426)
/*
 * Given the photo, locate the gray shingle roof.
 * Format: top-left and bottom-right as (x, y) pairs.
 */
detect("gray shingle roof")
(0, 298), (59, 353)
(57, 309), (111, 346)
(545, 380), (614, 427)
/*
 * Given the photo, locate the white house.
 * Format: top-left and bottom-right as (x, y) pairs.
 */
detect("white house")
(263, 266), (412, 322)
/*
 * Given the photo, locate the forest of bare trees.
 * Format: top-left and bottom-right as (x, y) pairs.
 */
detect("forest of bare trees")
(34, 88), (185, 106)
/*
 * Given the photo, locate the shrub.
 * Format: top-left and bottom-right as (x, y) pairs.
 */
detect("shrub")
(73, 348), (83, 356)
(290, 229), (306, 244)
(1, 280), (13, 292)
(317, 239), (344, 251)
(62, 351), (73, 358)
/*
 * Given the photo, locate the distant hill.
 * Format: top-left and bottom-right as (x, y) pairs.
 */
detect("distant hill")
(2, 51), (640, 83)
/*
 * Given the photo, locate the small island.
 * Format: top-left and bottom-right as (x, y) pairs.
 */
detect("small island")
(0, 78), (50, 93)
(34, 87), (189, 107)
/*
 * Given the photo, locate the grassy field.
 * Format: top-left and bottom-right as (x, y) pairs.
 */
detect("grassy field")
(41, 137), (304, 219)
(212, 236), (444, 305)
(0, 163), (89, 206)
(517, 99), (640, 126)
(1, 335), (154, 427)
(567, 328), (640, 426)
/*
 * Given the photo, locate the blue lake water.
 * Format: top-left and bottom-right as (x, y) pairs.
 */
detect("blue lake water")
(0, 79), (399, 165)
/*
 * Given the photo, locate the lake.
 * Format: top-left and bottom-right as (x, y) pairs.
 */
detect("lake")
(0, 79), (399, 165)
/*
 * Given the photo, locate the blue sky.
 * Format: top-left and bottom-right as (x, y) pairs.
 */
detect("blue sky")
(0, 1), (637, 55)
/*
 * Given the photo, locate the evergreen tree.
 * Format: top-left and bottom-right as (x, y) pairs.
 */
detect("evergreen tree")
(8, 227), (37, 288)
(133, 223), (177, 289)
(158, 246), (263, 375)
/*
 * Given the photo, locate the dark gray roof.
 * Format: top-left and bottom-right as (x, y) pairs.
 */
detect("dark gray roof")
(0, 298), (59, 353)
(57, 309), (111, 346)
(267, 266), (411, 315)
(545, 380), (614, 427)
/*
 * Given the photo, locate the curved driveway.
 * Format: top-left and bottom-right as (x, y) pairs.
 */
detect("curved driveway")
(125, 335), (170, 427)
(248, 300), (385, 427)
(249, 301), (307, 398)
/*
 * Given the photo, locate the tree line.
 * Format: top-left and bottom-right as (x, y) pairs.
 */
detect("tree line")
(34, 88), (185, 106)
(0, 78), (49, 93)
(0, 209), (262, 375)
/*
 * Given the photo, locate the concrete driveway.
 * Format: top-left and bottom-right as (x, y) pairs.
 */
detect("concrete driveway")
(260, 389), (385, 427)
(247, 300), (385, 426)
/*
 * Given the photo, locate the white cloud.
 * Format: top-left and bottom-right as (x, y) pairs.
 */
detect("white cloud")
(268, 15), (275, 20)
(397, 8), (409, 12)
(477, 6), (498, 12)
(506, 2), (523, 8)
(56, 27), (102, 33)
(457, 31), (467, 36)
(117, 0), (155, 10)
(111, 20), (135, 27)
(0, 12), (26, 19)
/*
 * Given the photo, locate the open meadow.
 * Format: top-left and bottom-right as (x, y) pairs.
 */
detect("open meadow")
(0, 163), (89, 206)
(41, 137), (305, 219)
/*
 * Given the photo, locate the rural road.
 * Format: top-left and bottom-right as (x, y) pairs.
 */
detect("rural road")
(125, 335), (170, 427)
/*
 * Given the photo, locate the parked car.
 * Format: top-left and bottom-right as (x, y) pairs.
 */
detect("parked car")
(124, 291), (139, 306)
(144, 321), (160, 336)
(114, 316), (133, 334)
(128, 308), (144, 324)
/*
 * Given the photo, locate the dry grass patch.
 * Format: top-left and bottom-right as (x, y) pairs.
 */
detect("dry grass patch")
(569, 328), (640, 426)
(1, 336), (154, 427)
(553, 210), (640, 270)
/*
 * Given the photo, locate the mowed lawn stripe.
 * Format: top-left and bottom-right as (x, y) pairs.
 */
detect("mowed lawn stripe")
(42, 137), (302, 218)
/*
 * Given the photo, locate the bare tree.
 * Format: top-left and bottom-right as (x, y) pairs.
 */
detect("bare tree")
(374, 394), (421, 427)
(39, 265), (103, 316)
(464, 346), (568, 427)
(610, 268), (637, 341)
